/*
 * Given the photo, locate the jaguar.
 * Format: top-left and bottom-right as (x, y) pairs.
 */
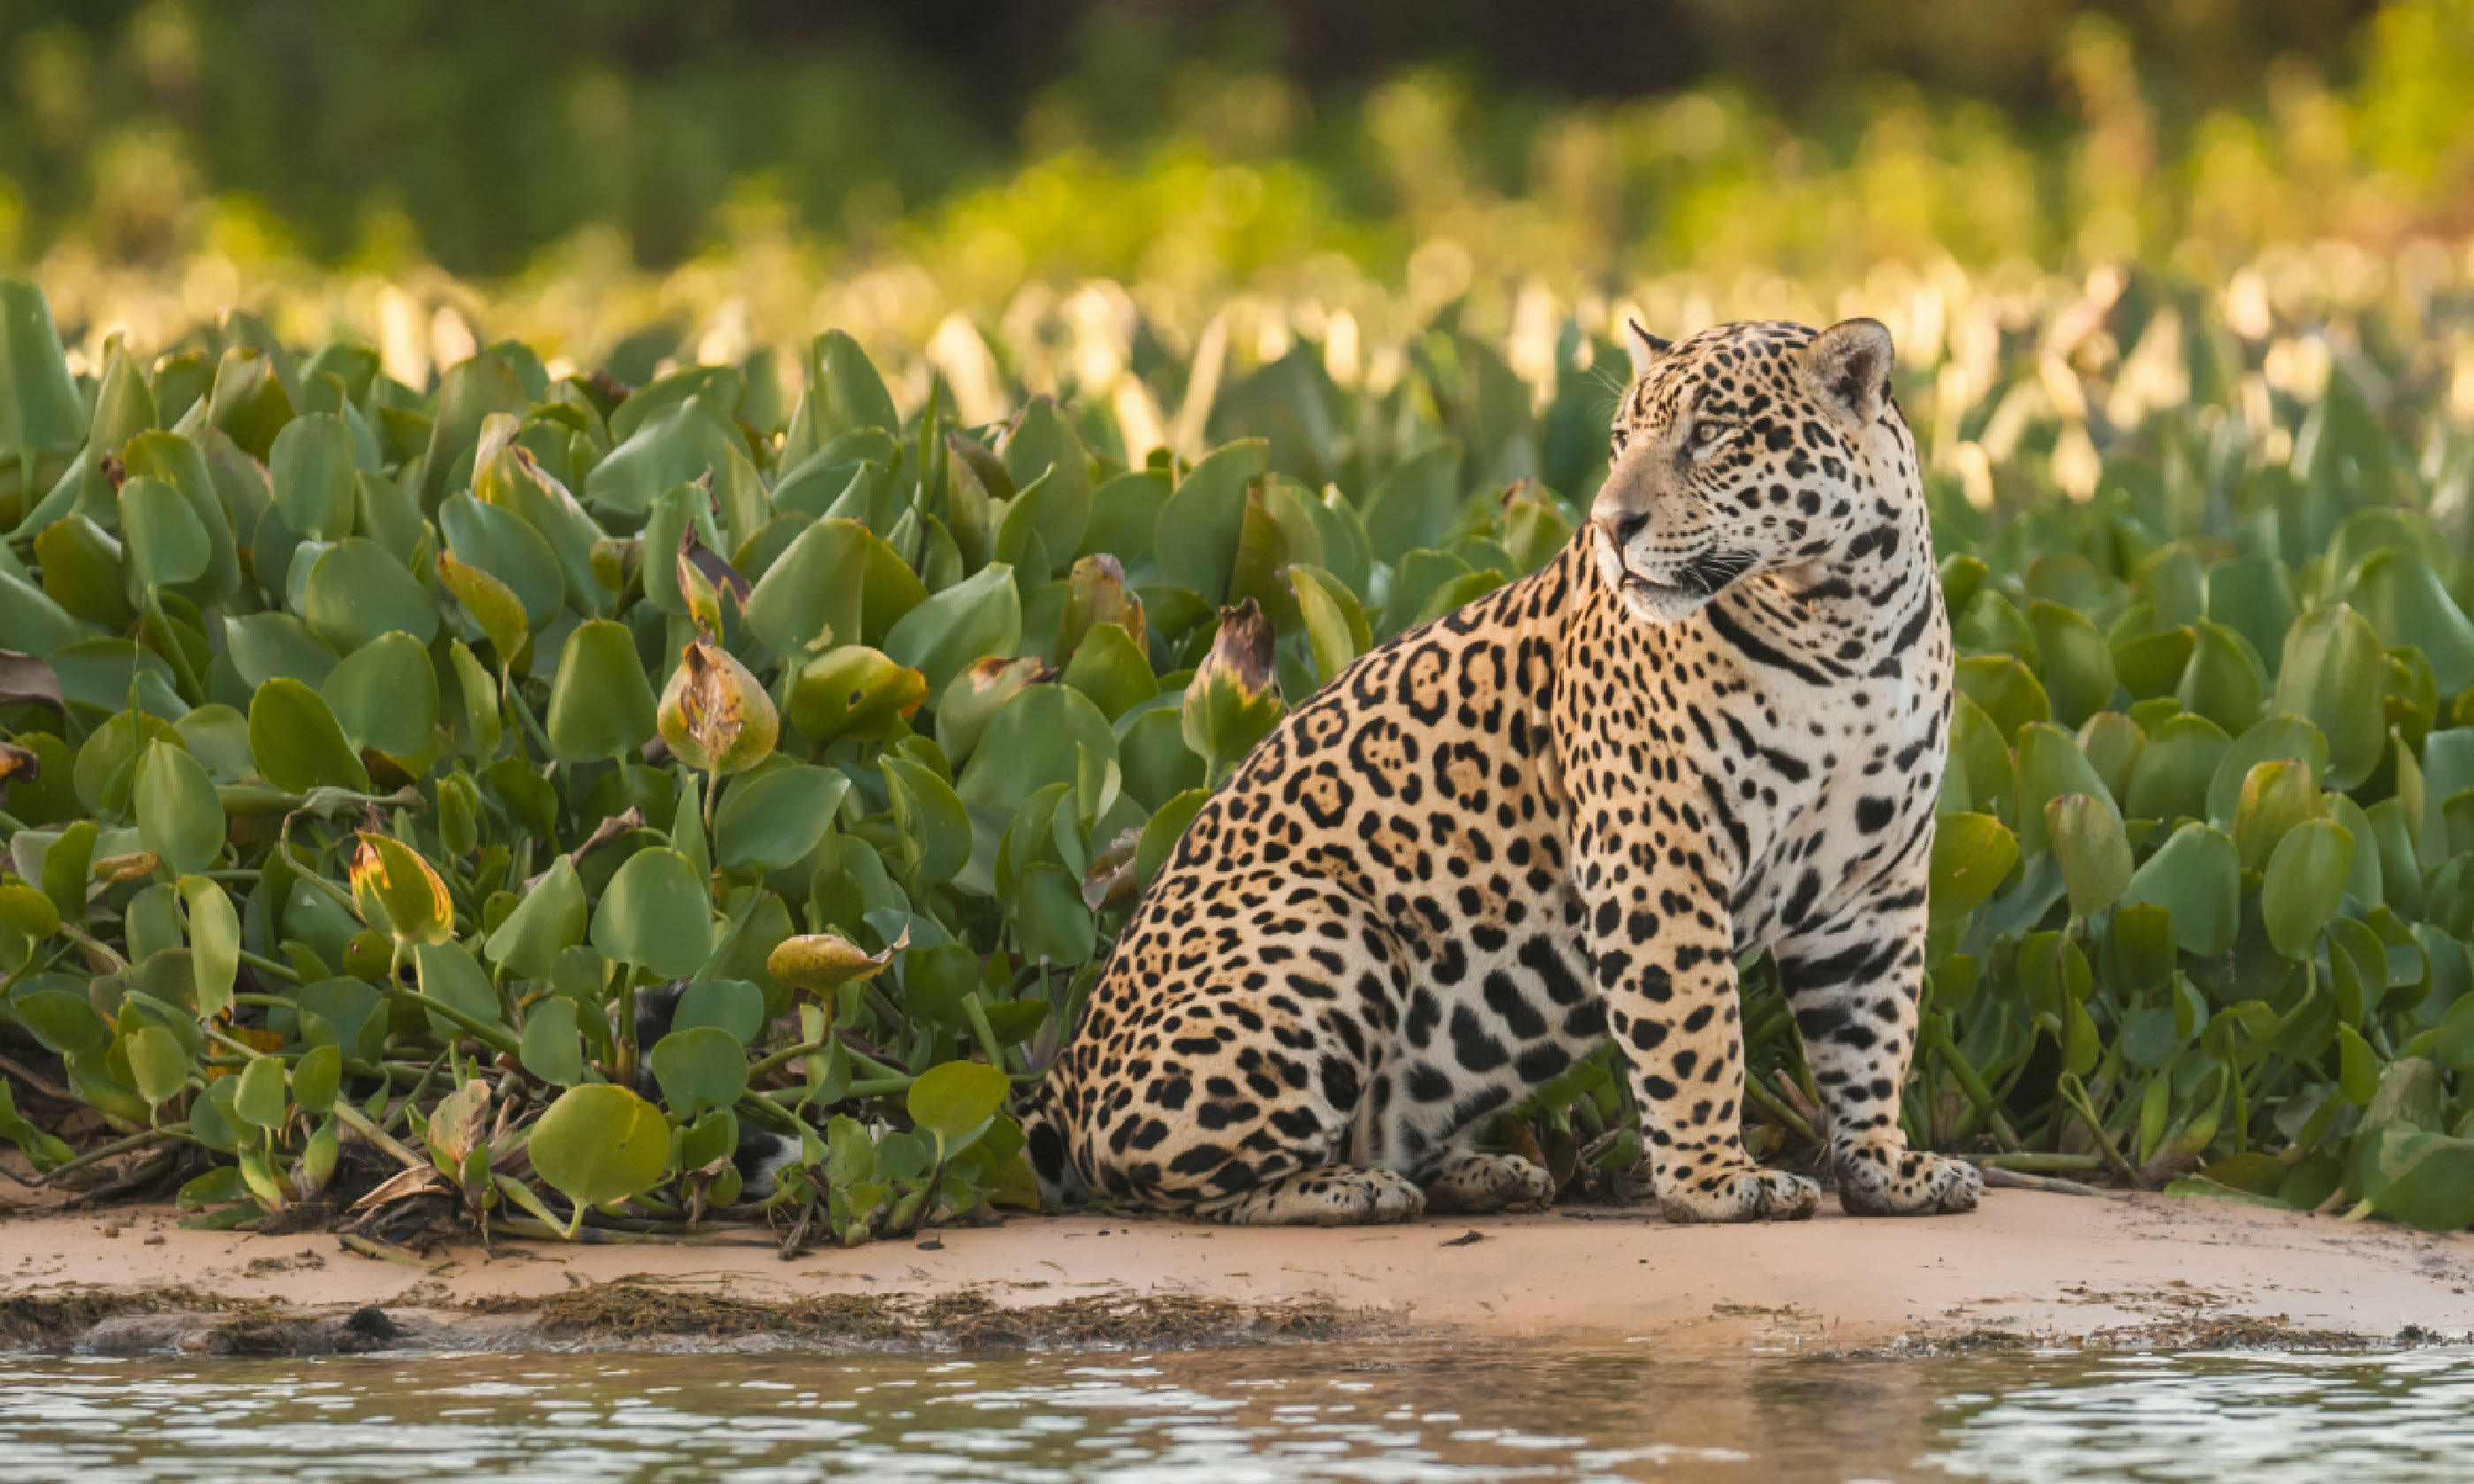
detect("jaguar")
(1021, 315), (1982, 1225)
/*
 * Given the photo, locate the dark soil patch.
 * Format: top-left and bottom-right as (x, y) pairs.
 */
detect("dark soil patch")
(0, 1284), (239, 1348)
(474, 1277), (1357, 1350)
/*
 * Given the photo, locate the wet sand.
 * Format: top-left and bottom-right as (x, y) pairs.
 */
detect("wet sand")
(4, 1185), (2470, 1355)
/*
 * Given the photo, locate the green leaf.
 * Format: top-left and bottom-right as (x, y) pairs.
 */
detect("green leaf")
(323, 632), (440, 759)
(884, 563), (1021, 704)
(546, 619), (659, 763)
(743, 516), (866, 660)
(233, 1055), (288, 1129)
(118, 476), (213, 592)
(714, 764), (850, 874)
(439, 491), (565, 632)
(785, 330), (900, 461)
(2358, 1126), (2474, 1232)
(245, 677), (371, 794)
(2205, 714), (2326, 828)
(2342, 549), (2474, 695)
(279, 1044), (339, 1121)
(0, 277), (89, 465)
(1362, 440), (1463, 565)
(2273, 604), (2387, 791)
(125, 1025), (190, 1108)
(650, 1026), (748, 1120)
(787, 645), (928, 746)
(590, 847), (713, 978)
(1154, 439), (1269, 604)
(907, 1059), (1011, 1147)
(956, 682), (1119, 814)
(1290, 563), (1372, 685)
(882, 753), (973, 886)
(134, 740), (223, 876)
(414, 940), (502, 1041)
(998, 398), (1092, 562)
(673, 978), (765, 1047)
(2229, 757), (2323, 873)
(2174, 620), (2268, 737)
(299, 538), (440, 653)
(1928, 812), (2018, 921)
(520, 996), (588, 1087)
(225, 613), (341, 692)
(2028, 602), (2116, 728)
(2045, 793), (2132, 918)
(2121, 822), (2241, 957)
(353, 832), (456, 948)
(527, 1083), (672, 1212)
(1015, 859), (1097, 965)
(2122, 712), (2228, 823)
(1953, 654), (2051, 745)
(2260, 818), (2355, 959)
(268, 412), (358, 541)
(178, 875), (239, 1021)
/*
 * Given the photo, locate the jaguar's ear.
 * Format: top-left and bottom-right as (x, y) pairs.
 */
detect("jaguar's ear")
(1805, 317), (1894, 428)
(1624, 319), (1672, 379)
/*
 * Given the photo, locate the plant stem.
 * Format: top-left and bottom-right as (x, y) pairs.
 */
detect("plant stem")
(1927, 1018), (2024, 1154)
(238, 950), (302, 984)
(2054, 1072), (2141, 1187)
(1741, 1064), (1818, 1145)
(31, 1126), (181, 1186)
(333, 1098), (425, 1170)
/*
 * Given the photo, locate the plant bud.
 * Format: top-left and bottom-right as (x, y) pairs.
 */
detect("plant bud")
(658, 637), (778, 775)
(1182, 598), (1286, 786)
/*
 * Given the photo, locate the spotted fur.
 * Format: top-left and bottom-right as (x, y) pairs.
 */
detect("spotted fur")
(1021, 318), (1980, 1225)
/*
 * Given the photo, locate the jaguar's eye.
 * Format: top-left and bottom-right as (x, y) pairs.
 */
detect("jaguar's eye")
(1609, 428), (1629, 456)
(1691, 422), (1726, 448)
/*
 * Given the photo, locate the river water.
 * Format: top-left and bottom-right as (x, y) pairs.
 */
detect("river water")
(3, 1342), (2470, 1482)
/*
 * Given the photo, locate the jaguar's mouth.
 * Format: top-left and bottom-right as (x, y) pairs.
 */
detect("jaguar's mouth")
(1592, 529), (1758, 622)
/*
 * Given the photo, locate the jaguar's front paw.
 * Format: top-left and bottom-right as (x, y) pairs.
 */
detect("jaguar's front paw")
(1836, 1143), (1981, 1215)
(1658, 1165), (1822, 1223)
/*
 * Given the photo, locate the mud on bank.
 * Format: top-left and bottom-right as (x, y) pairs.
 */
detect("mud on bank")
(4, 1189), (2473, 1359)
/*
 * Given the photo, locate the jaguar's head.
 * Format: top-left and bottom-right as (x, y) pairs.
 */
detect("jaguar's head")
(1590, 316), (1906, 623)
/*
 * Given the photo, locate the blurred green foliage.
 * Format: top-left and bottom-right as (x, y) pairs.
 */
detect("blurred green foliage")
(1, 1), (2468, 282)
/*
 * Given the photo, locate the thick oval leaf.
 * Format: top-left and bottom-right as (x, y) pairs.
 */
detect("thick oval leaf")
(714, 764), (851, 874)
(589, 846), (713, 978)
(323, 632), (440, 759)
(268, 412), (358, 541)
(2261, 818), (2355, 960)
(1153, 439), (1269, 604)
(299, 538), (440, 653)
(243, 682), (368, 801)
(2121, 822), (2241, 957)
(2046, 792), (2132, 918)
(907, 1058), (1012, 1146)
(520, 996), (588, 1087)
(649, 1025), (749, 1121)
(2273, 604), (2386, 791)
(133, 741), (223, 877)
(546, 619), (658, 763)
(1928, 812), (2018, 921)
(486, 855), (588, 980)
(957, 683), (1119, 813)
(884, 563), (1021, 704)
(673, 978), (766, 1047)
(743, 516), (865, 659)
(527, 1084), (672, 1209)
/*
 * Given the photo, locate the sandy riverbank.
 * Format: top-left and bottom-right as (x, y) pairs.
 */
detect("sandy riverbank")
(4, 1186), (2471, 1357)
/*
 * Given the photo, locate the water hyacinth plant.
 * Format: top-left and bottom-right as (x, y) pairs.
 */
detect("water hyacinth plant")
(4, 252), (2474, 1249)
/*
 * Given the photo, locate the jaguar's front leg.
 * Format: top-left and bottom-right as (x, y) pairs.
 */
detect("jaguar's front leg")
(1778, 878), (1981, 1216)
(1585, 849), (1819, 1224)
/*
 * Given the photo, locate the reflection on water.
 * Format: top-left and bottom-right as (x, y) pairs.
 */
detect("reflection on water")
(1, 1341), (2470, 1482)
